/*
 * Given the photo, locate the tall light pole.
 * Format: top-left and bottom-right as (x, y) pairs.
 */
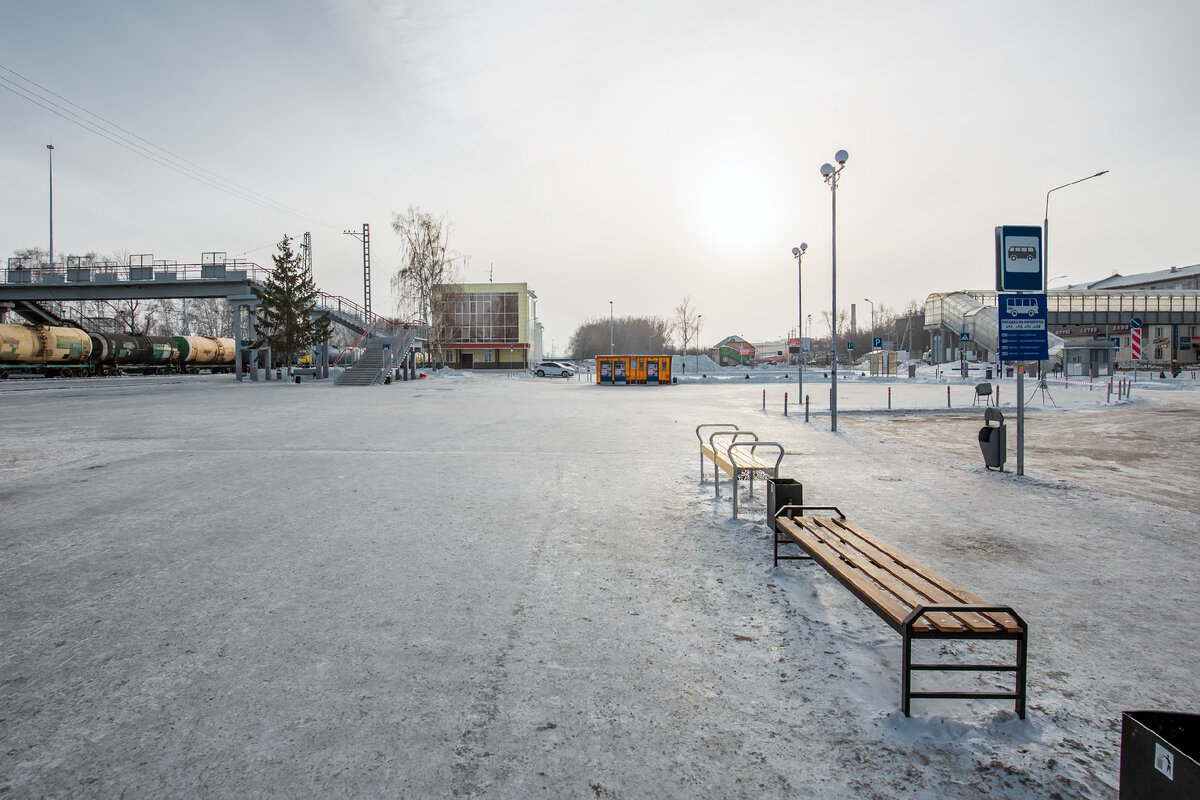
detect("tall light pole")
(1044, 170), (1108, 291)
(863, 296), (875, 354)
(820, 149), (849, 432)
(46, 144), (55, 271)
(609, 300), (614, 354)
(792, 243), (807, 402)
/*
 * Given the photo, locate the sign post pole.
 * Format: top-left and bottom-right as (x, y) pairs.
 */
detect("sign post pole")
(1017, 365), (1025, 475)
(996, 225), (1046, 478)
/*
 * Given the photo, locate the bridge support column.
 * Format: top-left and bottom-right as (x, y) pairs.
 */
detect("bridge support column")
(227, 293), (261, 383)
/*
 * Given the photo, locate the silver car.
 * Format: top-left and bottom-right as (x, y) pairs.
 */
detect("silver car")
(533, 360), (576, 377)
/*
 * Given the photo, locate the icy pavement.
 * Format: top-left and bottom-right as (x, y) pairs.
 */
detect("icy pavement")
(1, 371), (1197, 798)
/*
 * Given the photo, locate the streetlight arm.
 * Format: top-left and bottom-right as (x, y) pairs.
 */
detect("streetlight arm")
(1045, 170), (1109, 219)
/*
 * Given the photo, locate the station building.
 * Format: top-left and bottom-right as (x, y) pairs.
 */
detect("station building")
(924, 262), (1200, 377)
(432, 282), (543, 369)
(1052, 264), (1200, 369)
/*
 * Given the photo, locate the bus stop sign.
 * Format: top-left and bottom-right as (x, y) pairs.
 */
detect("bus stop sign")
(998, 293), (1049, 361)
(995, 225), (1044, 292)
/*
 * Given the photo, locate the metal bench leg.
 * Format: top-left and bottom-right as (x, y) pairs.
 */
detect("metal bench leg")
(902, 625), (913, 717)
(732, 479), (739, 518)
(1015, 632), (1028, 719)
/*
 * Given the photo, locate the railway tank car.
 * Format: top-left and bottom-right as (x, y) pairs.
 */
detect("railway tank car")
(172, 335), (237, 373)
(0, 323), (93, 377)
(88, 333), (181, 375)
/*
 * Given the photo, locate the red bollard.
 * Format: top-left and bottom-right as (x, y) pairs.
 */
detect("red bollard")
(947, 385), (951, 408)
(805, 395), (810, 422)
(887, 386), (892, 410)
(784, 392), (788, 417)
(762, 388), (766, 410)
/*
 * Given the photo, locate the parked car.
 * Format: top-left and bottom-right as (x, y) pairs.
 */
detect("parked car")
(533, 360), (576, 377)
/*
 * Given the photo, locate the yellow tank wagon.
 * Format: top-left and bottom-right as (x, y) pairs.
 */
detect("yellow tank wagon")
(0, 323), (93, 377)
(171, 336), (237, 372)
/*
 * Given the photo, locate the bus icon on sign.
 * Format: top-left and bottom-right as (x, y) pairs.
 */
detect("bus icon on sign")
(1008, 245), (1038, 262)
(1005, 296), (1040, 317)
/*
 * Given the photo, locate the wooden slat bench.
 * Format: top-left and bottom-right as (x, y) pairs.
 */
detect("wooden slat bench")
(696, 423), (784, 518)
(773, 505), (1028, 718)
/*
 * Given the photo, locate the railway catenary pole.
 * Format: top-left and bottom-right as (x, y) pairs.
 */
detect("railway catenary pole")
(47, 144), (54, 272)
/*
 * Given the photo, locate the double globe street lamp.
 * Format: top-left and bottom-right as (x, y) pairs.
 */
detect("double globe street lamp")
(820, 150), (848, 432)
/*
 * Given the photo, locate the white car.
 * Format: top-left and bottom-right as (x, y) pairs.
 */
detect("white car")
(533, 360), (576, 377)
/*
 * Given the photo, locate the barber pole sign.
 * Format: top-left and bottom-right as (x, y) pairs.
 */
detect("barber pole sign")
(1131, 326), (1143, 360)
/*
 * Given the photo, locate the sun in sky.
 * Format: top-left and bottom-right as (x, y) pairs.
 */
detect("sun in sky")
(689, 160), (781, 254)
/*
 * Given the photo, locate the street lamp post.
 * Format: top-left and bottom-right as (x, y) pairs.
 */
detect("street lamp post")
(792, 244), (807, 403)
(864, 296), (875, 357)
(1044, 170), (1109, 291)
(820, 150), (849, 432)
(46, 144), (55, 271)
(609, 300), (614, 355)
(1017, 169), (1107, 476)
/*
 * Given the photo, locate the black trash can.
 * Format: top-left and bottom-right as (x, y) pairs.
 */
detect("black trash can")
(1120, 711), (1200, 799)
(766, 477), (804, 531)
(979, 408), (1006, 471)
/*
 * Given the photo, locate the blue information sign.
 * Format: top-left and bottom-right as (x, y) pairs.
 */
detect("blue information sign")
(1130, 316), (1143, 329)
(995, 225), (1044, 292)
(998, 293), (1049, 361)
(873, 337), (882, 349)
(846, 341), (854, 351)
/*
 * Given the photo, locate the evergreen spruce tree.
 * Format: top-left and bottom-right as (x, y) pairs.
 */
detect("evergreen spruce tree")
(257, 235), (332, 366)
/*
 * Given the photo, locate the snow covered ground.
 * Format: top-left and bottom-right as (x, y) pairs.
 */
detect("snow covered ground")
(1, 367), (1196, 798)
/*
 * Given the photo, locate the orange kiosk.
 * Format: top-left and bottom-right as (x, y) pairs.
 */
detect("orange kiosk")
(596, 355), (673, 385)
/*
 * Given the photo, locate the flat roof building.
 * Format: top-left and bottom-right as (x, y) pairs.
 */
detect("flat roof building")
(432, 282), (543, 369)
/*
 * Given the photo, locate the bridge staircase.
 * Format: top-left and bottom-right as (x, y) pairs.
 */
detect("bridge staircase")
(334, 326), (425, 387)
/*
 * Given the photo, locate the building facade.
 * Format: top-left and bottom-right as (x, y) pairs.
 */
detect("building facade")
(432, 282), (543, 369)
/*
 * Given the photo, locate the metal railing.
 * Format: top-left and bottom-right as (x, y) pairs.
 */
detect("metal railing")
(3, 260), (271, 285)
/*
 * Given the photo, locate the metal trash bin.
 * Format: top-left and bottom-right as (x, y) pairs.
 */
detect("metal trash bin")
(766, 477), (804, 531)
(979, 407), (1006, 471)
(1120, 711), (1200, 799)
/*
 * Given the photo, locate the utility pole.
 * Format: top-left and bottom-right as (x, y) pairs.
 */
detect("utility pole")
(343, 224), (371, 315)
(46, 144), (55, 271)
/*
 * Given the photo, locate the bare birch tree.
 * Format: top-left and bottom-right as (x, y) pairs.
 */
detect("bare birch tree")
(672, 296), (701, 357)
(389, 206), (468, 354)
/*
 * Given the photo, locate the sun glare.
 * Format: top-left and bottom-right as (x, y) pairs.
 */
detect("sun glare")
(691, 164), (778, 253)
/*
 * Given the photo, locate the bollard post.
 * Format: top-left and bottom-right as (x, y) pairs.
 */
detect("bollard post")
(784, 392), (788, 417)
(1107, 380), (1112, 403)
(996, 384), (1000, 405)
(763, 388), (766, 410)
(947, 385), (951, 408)
(805, 395), (810, 422)
(887, 386), (891, 410)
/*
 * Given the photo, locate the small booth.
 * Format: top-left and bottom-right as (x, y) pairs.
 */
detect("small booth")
(596, 355), (673, 385)
(869, 350), (902, 376)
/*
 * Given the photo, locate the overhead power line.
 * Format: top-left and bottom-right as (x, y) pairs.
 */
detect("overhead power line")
(0, 62), (343, 231)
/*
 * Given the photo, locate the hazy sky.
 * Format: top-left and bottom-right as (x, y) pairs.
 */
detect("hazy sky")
(3, 0), (1198, 351)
